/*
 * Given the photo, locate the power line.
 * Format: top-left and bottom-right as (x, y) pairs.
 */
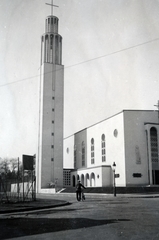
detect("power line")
(0, 37), (159, 88)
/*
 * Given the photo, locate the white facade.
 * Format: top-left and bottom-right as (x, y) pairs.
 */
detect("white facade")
(64, 110), (159, 187)
(64, 135), (74, 169)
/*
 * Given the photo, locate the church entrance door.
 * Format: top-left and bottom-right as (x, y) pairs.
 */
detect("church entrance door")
(152, 170), (159, 185)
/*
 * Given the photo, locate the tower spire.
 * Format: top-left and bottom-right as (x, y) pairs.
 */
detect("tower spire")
(45, 0), (59, 16)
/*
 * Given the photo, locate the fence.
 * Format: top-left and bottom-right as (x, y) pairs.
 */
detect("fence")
(0, 170), (36, 202)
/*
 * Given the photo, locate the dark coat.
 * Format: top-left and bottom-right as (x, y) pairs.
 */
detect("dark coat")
(76, 182), (86, 192)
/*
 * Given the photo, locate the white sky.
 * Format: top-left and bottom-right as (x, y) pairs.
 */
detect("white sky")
(0, 0), (159, 160)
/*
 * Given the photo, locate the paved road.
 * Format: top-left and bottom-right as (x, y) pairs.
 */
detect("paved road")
(1, 193), (159, 239)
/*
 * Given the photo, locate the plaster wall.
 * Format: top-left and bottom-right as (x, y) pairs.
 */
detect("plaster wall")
(71, 166), (111, 187)
(124, 110), (158, 186)
(102, 166), (112, 186)
(63, 135), (74, 168)
(87, 112), (126, 186)
(38, 63), (64, 190)
(74, 129), (87, 169)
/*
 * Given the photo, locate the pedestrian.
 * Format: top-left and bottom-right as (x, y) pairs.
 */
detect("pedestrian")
(76, 180), (86, 201)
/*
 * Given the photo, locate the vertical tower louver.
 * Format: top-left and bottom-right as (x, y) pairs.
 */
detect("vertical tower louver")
(41, 16), (62, 65)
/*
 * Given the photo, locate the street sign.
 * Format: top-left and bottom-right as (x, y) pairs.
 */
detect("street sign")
(115, 174), (120, 178)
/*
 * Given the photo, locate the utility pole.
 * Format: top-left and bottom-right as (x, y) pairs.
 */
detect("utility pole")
(17, 157), (20, 202)
(154, 100), (159, 124)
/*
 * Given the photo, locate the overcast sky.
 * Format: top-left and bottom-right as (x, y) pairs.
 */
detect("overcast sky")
(0, 0), (159, 160)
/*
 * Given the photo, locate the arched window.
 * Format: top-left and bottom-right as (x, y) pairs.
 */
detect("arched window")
(50, 35), (53, 45)
(150, 127), (158, 163)
(90, 172), (95, 187)
(82, 141), (85, 166)
(101, 134), (106, 162)
(81, 174), (84, 185)
(91, 138), (95, 164)
(74, 145), (76, 169)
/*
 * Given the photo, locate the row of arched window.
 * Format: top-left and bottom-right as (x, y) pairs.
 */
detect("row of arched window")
(47, 17), (57, 24)
(41, 34), (62, 65)
(91, 134), (106, 164)
(74, 134), (106, 168)
(45, 17), (58, 33)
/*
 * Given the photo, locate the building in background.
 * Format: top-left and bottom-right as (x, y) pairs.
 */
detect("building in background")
(36, 10), (159, 192)
(37, 14), (64, 193)
(64, 110), (159, 188)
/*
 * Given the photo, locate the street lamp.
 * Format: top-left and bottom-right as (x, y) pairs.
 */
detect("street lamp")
(112, 162), (116, 197)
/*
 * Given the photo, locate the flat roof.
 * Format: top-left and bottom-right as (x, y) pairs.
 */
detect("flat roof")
(64, 109), (158, 139)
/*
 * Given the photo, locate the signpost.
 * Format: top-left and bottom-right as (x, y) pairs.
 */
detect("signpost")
(22, 154), (36, 201)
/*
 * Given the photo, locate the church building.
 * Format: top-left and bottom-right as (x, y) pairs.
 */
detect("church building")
(36, 9), (159, 193)
(64, 110), (159, 188)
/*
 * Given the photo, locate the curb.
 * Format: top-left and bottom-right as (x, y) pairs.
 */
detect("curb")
(0, 201), (70, 214)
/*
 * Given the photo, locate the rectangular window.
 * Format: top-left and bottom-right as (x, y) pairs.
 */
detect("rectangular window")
(101, 136), (106, 162)
(63, 170), (71, 186)
(74, 146), (76, 169)
(91, 139), (95, 164)
(82, 142), (85, 167)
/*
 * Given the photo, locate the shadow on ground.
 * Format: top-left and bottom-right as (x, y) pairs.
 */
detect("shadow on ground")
(0, 217), (130, 239)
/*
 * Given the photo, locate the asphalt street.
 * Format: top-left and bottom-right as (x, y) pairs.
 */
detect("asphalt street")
(0, 193), (159, 240)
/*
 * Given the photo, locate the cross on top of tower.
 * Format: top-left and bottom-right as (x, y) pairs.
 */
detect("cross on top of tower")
(45, 0), (59, 16)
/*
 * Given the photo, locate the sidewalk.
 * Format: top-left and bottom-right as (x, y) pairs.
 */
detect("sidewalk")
(0, 197), (70, 214)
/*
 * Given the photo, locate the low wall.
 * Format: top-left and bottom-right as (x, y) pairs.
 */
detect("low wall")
(11, 182), (34, 193)
(39, 188), (56, 194)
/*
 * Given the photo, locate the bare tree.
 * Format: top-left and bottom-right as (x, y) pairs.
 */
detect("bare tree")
(0, 158), (22, 179)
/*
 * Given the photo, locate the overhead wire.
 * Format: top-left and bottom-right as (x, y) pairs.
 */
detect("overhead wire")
(0, 37), (159, 88)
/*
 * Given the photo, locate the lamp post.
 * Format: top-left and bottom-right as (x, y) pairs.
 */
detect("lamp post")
(112, 162), (116, 197)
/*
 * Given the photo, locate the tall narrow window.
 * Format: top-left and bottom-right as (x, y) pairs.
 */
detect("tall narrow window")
(150, 127), (158, 163)
(82, 141), (85, 167)
(45, 35), (48, 62)
(50, 35), (53, 63)
(74, 145), (76, 169)
(91, 138), (95, 164)
(101, 134), (106, 162)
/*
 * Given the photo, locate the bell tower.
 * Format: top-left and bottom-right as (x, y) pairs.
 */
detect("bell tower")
(37, 7), (64, 192)
(41, 15), (62, 65)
